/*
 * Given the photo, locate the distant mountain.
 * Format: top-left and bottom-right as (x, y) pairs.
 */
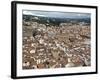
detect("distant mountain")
(23, 15), (90, 26)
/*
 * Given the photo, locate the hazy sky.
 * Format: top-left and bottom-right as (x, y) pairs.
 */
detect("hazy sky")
(23, 10), (91, 18)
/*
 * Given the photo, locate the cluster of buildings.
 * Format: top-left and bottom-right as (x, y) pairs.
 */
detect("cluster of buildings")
(22, 22), (91, 69)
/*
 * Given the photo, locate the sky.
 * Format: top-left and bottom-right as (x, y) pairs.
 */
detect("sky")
(23, 10), (91, 18)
